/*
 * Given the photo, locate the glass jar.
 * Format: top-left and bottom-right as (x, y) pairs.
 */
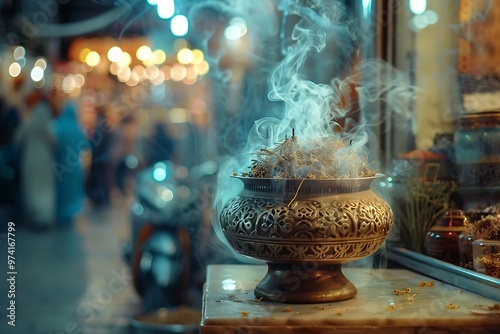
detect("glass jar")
(454, 112), (500, 187)
(458, 230), (474, 270)
(454, 120), (483, 164)
(425, 210), (469, 266)
(472, 238), (500, 278)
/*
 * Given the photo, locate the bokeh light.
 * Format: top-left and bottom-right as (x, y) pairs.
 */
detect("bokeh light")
(117, 66), (132, 82)
(34, 58), (47, 70)
(118, 52), (132, 67)
(224, 17), (247, 40)
(62, 75), (76, 92)
(8, 63), (21, 77)
(107, 46), (123, 62)
(157, 0), (175, 19)
(191, 49), (204, 64)
(13, 46), (26, 60)
(136, 45), (152, 61)
(74, 74), (85, 87)
(146, 65), (160, 80)
(171, 63), (187, 81)
(132, 65), (147, 81)
(171, 15), (189, 37)
(152, 50), (167, 64)
(79, 48), (91, 63)
(197, 60), (210, 75)
(30, 66), (44, 82)
(409, 0), (427, 15)
(177, 48), (193, 64)
(150, 71), (166, 85)
(161, 65), (172, 80)
(110, 62), (120, 75)
(85, 51), (101, 67)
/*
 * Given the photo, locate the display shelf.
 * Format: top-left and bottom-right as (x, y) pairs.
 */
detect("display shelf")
(387, 245), (500, 301)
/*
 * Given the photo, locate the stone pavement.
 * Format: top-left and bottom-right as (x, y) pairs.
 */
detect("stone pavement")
(0, 197), (142, 334)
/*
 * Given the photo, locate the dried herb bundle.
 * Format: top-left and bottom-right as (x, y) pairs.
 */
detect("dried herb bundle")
(467, 214), (500, 240)
(239, 135), (375, 179)
(478, 253), (500, 279)
(392, 178), (457, 253)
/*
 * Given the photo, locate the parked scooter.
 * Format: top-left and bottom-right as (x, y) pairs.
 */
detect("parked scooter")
(125, 159), (223, 312)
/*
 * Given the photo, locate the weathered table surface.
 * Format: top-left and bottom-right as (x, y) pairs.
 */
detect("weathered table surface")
(201, 264), (500, 334)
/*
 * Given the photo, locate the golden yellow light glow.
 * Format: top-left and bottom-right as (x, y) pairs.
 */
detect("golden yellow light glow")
(136, 45), (152, 61)
(153, 50), (166, 64)
(85, 51), (101, 67)
(197, 60), (209, 75)
(191, 49), (204, 64)
(107, 46), (123, 62)
(177, 48), (193, 64)
(142, 55), (156, 67)
(79, 48), (91, 63)
(118, 52), (132, 67)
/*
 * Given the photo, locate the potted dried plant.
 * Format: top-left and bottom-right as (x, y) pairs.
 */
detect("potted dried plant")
(390, 177), (457, 254)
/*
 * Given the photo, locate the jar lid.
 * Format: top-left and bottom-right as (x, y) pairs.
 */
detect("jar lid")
(458, 112), (500, 127)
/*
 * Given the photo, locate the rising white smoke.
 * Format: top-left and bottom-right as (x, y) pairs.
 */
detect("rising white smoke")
(187, 0), (415, 261)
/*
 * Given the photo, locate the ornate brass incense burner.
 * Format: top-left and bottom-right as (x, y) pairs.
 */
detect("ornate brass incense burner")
(220, 175), (393, 303)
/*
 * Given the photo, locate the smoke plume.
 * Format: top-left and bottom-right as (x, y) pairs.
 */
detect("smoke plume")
(187, 0), (415, 261)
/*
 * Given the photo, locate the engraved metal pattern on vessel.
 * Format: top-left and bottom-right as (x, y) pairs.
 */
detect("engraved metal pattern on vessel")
(220, 193), (393, 263)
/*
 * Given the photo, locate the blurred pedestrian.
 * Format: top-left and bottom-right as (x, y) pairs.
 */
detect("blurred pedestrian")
(147, 122), (176, 166)
(53, 99), (89, 226)
(85, 105), (114, 208)
(114, 116), (139, 196)
(14, 90), (57, 231)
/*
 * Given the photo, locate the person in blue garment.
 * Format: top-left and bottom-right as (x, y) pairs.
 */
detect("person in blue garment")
(53, 99), (89, 226)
